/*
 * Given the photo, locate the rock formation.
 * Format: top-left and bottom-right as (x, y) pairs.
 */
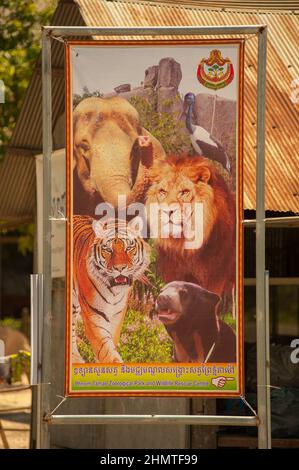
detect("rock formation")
(144, 65), (158, 88)
(194, 93), (236, 161)
(157, 57), (182, 89)
(105, 57), (183, 116)
(71, 58), (235, 164)
(114, 84), (131, 93)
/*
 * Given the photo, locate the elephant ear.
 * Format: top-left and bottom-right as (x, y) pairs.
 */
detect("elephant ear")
(126, 131), (166, 205)
(141, 128), (166, 163)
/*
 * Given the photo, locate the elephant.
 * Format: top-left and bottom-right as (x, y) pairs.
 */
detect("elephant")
(72, 96), (166, 214)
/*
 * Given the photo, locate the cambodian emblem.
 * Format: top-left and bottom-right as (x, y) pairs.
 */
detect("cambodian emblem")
(197, 49), (234, 90)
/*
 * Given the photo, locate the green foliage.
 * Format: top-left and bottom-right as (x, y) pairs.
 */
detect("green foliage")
(75, 319), (95, 363)
(10, 350), (31, 383)
(0, 223), (35, 255)
(75, 305), (173, 364)
(129, 91), (191, 155)
(78, 340), (95, 364)
(221, 313), (236, 332)
(17, 223), (34, 255)
(0, 317), (22, 330)
(0, 318), (30, 383)
(0, 0), (57, 160)
(119, 308), (172, 363)
(132, 240), (165, 315)
(73, 86), (103, 108)
(147, 239), (166, 295)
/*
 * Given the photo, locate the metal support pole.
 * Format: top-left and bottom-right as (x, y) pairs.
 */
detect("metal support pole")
(37, 25), (267, 444)
(30, 274), (44, 449)
(265, 270), (272, 448)
(243, 217), (299, 228)
(255, 26), (269, 449)
(46, 414), (258, 427)
(30, 274), (43, 386)
(44, 25), (263, 37)
(41, 28), (52, 449)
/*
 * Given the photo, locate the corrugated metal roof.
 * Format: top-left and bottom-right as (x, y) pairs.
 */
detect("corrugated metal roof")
(76, 0), (299, 213)
(123, 1), (299, 13)
(1, 0), (299, 224)
(0, 150), (36, 222)
(0, 1), (84, 223)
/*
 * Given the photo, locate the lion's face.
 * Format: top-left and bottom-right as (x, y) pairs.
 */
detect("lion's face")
(146, 157), (220, 250)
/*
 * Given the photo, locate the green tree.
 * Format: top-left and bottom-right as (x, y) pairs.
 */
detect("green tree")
(76, 309), (173, 364)
(0, 0), (57, 160)
(130, 91), (191, 155)
(119, 308), (172, 363)
(73, 86), (103, 108)
(17, 223), (34, 255)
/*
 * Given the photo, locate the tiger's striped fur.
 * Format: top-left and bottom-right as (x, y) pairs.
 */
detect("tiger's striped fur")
(72, 215), (150, 363)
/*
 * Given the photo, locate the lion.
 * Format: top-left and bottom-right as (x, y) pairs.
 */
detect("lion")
(145, 155), (236, 298)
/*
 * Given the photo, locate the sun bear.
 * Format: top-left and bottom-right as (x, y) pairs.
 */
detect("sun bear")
(155, 281), (236, 363)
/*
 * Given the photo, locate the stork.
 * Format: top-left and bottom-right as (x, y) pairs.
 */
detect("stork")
(181, 92), (231, 172)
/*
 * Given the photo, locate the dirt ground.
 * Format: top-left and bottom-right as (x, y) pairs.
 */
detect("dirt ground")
(0, 387), (31, 449)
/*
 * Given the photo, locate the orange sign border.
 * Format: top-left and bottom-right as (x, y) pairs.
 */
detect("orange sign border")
(65, 39), (245, 397)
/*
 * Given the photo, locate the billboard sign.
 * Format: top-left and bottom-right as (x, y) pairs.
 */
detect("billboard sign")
(65, 39), (244, 396)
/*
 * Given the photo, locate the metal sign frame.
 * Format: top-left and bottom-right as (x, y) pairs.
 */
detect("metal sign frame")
(65, 37), (244, 398)
(38, 25), (268, 449)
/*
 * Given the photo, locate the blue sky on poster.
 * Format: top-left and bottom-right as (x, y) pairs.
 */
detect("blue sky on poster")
(71, 44), (239, 101)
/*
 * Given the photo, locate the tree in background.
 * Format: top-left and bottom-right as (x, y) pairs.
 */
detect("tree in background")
(73, 86), (103, 108)
(0, 0), (57, 160)
(130, 92), (191, 155)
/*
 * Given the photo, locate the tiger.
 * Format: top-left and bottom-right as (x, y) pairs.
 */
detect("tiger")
(72, 215), (150, 363)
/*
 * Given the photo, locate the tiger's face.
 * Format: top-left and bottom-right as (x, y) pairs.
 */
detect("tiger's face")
(89, 219), (150, 289)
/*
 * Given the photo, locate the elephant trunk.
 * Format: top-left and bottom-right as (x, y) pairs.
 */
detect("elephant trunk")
(90, 128), (135, 209)
(91, 134), (154, 210)
(93, 174), (133, 209)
